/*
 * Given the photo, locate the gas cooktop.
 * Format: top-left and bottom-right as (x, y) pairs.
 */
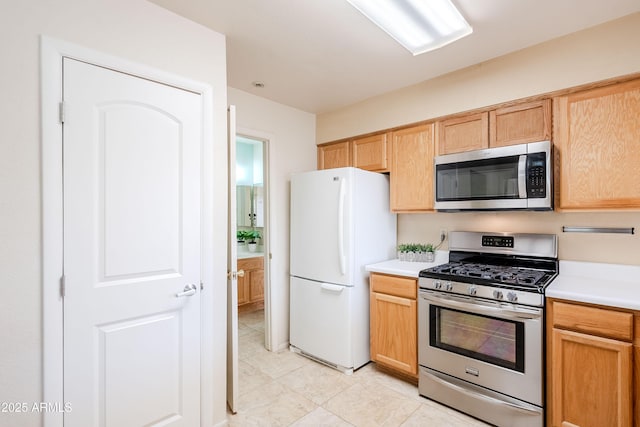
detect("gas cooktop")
(422, 260), (556, 292)
(418, 231), (559, 307)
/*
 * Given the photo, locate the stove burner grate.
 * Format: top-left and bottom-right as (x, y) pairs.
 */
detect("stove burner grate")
(427, 262), (549, 288)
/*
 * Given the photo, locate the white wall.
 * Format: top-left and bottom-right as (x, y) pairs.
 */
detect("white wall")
(228, 87), (316, 351)
(316, 13), (640, 266)
(317, 13), (640, 142)
(0, 1), (228, 426)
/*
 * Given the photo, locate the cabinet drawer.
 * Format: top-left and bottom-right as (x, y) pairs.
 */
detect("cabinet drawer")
(238, 256), (263, 271)
(370, 273), (416, 299)
(553, 301), (633, 342)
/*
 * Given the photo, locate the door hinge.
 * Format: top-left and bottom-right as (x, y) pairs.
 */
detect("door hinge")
(59, 102), (65, 124)
(60, 275), (66, 298)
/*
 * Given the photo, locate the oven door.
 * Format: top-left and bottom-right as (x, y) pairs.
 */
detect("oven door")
(418, 290), (543, 406)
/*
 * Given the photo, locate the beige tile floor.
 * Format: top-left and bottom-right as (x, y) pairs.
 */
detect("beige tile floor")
(227, 309), (491, 426)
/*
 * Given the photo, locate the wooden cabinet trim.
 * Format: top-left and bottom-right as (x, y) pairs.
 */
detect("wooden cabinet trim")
(552, 300), (633, 342)
(370, 273), (417, 299)
(238, 256), (264, 271)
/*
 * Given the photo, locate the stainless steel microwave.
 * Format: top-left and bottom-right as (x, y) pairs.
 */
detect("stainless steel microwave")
(434, 140), (552, 211)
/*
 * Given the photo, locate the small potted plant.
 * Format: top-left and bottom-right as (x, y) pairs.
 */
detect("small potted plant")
(420, 243), (436, 262)
(245, 230), (261, 252)
(397, 243), (419, 261)
(237, 230), (249, 249)
(398, 242), (436, 262)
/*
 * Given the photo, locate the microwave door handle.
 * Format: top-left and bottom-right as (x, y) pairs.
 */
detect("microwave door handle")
(517, 155), (527, 198)
(421, 292), (542, 320)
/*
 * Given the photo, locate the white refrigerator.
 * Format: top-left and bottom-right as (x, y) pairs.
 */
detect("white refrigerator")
(289, 167), (396, 373)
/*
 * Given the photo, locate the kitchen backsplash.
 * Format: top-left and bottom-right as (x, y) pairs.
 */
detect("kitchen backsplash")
(398, 211), (639, 266)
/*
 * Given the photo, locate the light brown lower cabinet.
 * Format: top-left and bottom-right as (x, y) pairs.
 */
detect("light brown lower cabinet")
(237, 256), (264, 311)
(547, 298), (636, 427)
(369, 273), (418, 379)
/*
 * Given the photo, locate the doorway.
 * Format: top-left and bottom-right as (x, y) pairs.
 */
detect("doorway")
(235, 135), (270, 345)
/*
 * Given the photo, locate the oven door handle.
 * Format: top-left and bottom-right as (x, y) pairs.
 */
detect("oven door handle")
(423, 369), (543, 416)
(420, 292), (542, 320)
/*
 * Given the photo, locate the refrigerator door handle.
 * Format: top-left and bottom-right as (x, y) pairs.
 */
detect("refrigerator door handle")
(321, 283), (344, 293)
(338, 177), (346, 275)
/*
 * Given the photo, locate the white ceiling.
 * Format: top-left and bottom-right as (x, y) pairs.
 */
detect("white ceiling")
(149, 0), (640, 114)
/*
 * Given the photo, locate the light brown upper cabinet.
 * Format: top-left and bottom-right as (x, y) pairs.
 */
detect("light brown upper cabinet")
(318, 132), (392, 172)
(317, 140), (350, 170)
(352, 132), (392, 172)
(437, 99), (551, 155)
(390, 124), (435, 212)
(490, 100), (551, 148)
(437, 112), (489, 155)
(554, 79), (640, 210)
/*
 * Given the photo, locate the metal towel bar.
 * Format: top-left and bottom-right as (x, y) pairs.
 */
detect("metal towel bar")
(561, 226), (635, 235)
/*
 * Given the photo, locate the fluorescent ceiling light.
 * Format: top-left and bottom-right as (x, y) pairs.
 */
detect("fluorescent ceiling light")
(346, 0), (472, 55)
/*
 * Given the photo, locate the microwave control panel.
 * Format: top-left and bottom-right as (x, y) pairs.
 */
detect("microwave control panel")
(526, 152), (546, 198)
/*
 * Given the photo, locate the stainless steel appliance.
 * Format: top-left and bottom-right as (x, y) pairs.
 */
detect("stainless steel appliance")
(434, 140), (552, 211)
(418, 231), (558, 427)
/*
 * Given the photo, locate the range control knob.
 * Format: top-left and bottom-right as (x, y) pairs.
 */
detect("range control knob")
(493, 290), (504, 300)
(468, 286), (477, 296)
(433, 281), (442, 290)
(445, 282), (453, 292)
(506, 291), (518, 303)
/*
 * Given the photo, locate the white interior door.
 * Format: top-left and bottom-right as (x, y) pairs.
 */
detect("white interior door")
(63, 58), (202, 426)
(226, 105), (239, 413)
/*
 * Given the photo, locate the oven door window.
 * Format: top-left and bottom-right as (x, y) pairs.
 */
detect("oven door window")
(430, 305), (525, 373)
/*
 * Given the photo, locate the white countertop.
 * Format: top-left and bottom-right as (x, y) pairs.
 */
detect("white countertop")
(238, 250), (264, 259)
(547, 261), (640, 310)
(365, 251), (449, 278)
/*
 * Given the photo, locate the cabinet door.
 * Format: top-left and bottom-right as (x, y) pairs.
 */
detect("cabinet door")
(554, 79), (640, 209)
(237, 272), (249, 305)
(249, 268), (264, 303)
(437, 112), (488, 155)
(390, 124), (435, 212)
(317, 140), (350, 170)
(236, 185), (252, 227)
(352, 132), (392, 172)
(551, 328), (632, 427)
(370, 291), (417, 377)
(489, 99), (551, 148)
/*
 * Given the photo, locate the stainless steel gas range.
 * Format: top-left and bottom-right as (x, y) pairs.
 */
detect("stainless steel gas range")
(418, 231), (558, 427)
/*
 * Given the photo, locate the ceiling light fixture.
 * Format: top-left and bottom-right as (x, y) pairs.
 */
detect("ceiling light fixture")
(346, 0), (472, 56)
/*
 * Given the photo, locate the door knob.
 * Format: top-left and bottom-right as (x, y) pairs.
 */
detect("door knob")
(176, 283), (197, 298)
(227, 269), (245, 280)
